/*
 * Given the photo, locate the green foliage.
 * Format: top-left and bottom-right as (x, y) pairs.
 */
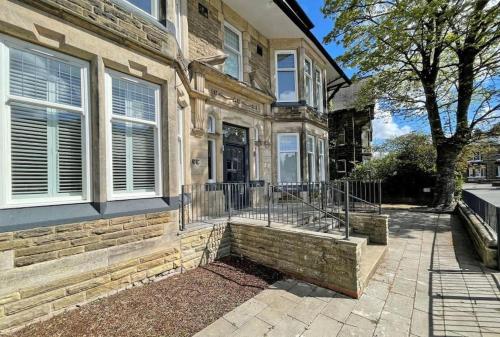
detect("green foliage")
(351, 133), (436, 180)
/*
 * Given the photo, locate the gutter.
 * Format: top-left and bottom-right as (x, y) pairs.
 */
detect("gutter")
(273, 0), (352, 85)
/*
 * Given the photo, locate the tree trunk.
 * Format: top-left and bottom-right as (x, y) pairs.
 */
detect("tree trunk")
(432, 142), (462, 209)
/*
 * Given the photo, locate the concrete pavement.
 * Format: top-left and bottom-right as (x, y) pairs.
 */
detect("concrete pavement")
(194, 210), (500, 337)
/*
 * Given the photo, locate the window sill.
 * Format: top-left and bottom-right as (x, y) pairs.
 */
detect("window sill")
(0, 197), (180, 233)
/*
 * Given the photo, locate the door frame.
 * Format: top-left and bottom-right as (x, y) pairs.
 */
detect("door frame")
(222, 122), (249, 183)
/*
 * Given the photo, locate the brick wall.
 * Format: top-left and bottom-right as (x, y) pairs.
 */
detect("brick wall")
(230, 222), (363, 298)
(0, 212), (172, 267)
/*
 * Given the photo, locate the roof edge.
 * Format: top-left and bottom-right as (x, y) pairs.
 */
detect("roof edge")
(273, 0), (351, 85)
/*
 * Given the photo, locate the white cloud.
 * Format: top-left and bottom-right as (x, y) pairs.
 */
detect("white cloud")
(372, 109), (412, 142)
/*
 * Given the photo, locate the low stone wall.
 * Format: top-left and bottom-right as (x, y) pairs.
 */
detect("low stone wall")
(0, 210), (182, 333)
(350, 213), (389, 245)
(180, 222), (231, 270)
(230, 222), (363, 298)
(456, 202), (498, 268)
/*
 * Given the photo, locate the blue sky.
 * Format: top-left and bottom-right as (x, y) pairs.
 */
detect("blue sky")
(297, 0), (422, 144)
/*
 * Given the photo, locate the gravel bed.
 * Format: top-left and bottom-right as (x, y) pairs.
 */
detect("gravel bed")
(6, 257), (282, 337)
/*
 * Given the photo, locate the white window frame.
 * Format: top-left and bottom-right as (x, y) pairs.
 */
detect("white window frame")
(304, 56), (313, 106)
(223, 22), (243, 81)
(318, 139), (326, 182)
(175, 0), (183, 49)
(254, 128), (260, 180)
(178, 106), (185, 193)
(277, 133), (301, 183)
(307, 135), (316, 182)
(125, 0), (160, 19)
(208, 138), (216, 183)
(0, 35), (91, 209)
(105, 69), (162, 200)
(337, 159), (347, 173)
(315, 66), (323, 112)
(207, 115), (216, 134)
(275, 50), (298, 102)
(496, 165), (500, 177)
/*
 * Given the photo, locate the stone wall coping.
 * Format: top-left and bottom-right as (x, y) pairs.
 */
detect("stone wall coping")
(457, 201), (497, 247)
(229, 218), (362, 247)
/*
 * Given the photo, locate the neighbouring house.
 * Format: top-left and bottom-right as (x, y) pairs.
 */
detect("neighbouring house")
(466, 140), (500, 182)
(0, 0), (351, 331)
(328, 79), (375, 179)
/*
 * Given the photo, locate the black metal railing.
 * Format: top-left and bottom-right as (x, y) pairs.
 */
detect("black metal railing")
(179, 180), (382, 239)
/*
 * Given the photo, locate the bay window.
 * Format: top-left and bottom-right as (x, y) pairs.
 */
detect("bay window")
(0, 38), (90, 207)
(307, 135), (316, 182)
(276, 51), (298, 102)
(304, 57), (313, 106)
(314, 67), (323, 112)
(106, 70), (161, 199)
(175, 0), (183, 48)
(318, 139), (326, 182)
(277, 133), (300, 183)
(223, 22), (242, 80)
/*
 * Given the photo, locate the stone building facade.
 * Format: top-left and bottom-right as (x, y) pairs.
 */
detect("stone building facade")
(466, 142), (500, 182)
(328, 80), (374, 179)
(0, 0), (349, 331)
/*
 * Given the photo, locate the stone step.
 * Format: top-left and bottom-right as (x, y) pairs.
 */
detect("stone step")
(359, 243), (387, 291)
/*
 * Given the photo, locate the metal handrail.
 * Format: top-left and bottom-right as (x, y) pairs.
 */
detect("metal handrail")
(272, 185), (345, 225)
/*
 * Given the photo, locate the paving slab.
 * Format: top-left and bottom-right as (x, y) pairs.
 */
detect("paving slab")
(195, 210), (500, 337)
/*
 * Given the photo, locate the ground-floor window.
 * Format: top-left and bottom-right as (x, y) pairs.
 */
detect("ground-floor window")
(497, 165), (500, 177)
(254, 128), (260, 180)
(277, 133), (300, 183)
(0, 37), (90, 208)
(307, 135), (316, 182)
(106, 70), (161, 199)
(208, 139), (216, 183)
(318, 139), (326, 182)
(177, 106), (184, 192)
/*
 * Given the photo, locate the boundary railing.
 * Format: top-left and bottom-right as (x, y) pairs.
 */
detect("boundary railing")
(179, 180), (382, 240)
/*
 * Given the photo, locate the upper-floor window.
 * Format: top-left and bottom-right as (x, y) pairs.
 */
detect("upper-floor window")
(223, 23), (242, 80)
(175, 0), (183, 48)
(126, 0), (160, 18)
(304, 57), (313, 106)
(106, 70), (161, 199)
(314, 67), (323, 112)
(276, 51), (298, 102)
(338, 128), (346, 145)
(0, 37), (90, 208)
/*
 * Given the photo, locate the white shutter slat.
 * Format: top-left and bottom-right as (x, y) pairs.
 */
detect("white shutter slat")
(57, 112), (83, 193)
(132, 124), (155, 191)
(10, 103), (49, 196)
(10, 48), (82, 107)
(112, 122), (127, 192)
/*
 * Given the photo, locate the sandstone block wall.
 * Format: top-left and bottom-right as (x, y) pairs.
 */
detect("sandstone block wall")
(0, 212), (172, 268)
(350, 214), (389, 245)
(21, 0), (175, 57)
(457, 202), (498, 268)
(230, 223), (362, 298)
(181, 222), (231, 270)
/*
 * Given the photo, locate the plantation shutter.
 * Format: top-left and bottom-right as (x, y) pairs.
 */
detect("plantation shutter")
(8, 47), (86, 201)
(110, 76), (158, 195)
(10, 104), (49, 196)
